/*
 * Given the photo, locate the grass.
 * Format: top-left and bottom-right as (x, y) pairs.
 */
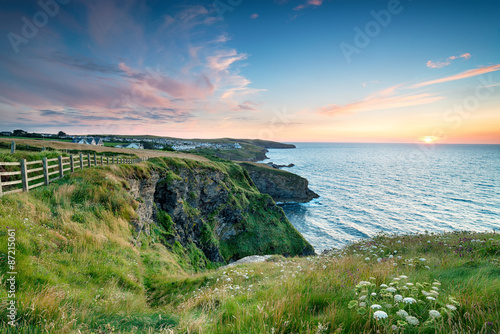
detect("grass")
(0, 149), (498, 333)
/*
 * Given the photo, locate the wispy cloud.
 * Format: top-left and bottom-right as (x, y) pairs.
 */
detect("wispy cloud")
(250, 13), (259, 19)
(294, 0), (324, 11)
(426, 53), (471, 69)
(318, 85), (444, 116)
(413, 64), (500, 88)
(360, 80), (380, 87)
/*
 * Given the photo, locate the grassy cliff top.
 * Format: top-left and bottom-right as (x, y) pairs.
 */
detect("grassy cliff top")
(0, 150), (498, 333)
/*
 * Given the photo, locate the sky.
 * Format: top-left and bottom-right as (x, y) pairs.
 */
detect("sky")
(1, 0), (499, 143)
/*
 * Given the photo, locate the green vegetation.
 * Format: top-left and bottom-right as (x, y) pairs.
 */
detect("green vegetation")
(1, 148), (498, 333)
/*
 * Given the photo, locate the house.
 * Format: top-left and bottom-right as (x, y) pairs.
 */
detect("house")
(71, 136), (103, 146)
(0, 131), (13, 136)
(72, 137), (95, 145)
(91, 137), (104, 146)
(125, 143), (144, 149)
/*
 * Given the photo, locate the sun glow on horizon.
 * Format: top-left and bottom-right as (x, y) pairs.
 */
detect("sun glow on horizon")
(419, 136), (439, 144)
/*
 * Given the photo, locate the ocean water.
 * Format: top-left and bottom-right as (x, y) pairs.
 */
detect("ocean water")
(262, 143), (500, 253)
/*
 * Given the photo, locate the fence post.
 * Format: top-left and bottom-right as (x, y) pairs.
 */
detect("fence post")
(70, 155), (74, 173)
(107, 156), (109, 165)
(80, 153), (83, 169)
(93, 152), (97, 166)
(58, 156), (64, 178)
(20, 159), (28, 192)
(100, 156), (103, 165)
(0, 170), (3, 197)
(11, 141), (15, 154)
(87, 154), (91, 168)
(42, 157), (49, 185)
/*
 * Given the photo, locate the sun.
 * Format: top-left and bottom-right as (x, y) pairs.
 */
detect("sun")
(419, 136), (438, 144)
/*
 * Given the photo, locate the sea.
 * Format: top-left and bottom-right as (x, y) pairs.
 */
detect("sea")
(262, 143), (500, 253)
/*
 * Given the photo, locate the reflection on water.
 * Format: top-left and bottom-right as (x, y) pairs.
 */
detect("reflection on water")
(265, 143), (500, 252)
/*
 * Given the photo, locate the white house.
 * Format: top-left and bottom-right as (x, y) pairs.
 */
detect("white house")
(125, 143), (144, 149)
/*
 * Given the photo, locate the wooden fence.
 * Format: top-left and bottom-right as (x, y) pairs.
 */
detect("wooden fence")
(0, 153), (149, 197)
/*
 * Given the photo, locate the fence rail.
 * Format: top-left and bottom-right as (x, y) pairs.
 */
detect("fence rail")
(0, 154), (149, 197)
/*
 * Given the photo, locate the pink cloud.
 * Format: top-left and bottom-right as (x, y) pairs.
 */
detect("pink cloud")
(426, 53), (472, 69)
(318, 85), (444, 116)
(250, 13), (259, 19)
(294, 0), (324, 10)
(413, 64), (500, 88)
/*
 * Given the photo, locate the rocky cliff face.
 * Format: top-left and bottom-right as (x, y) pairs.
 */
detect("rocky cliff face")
(128, 158), (315, 265)
(239, 162), (319, 203)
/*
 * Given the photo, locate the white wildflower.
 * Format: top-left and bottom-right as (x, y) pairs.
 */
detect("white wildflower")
(359, 302), (366, 307)
(406, 316), (419, 325)
(371, 292), (377, 296)
(371, 304), (382, 309)
(426, 296), (436, 301)
(386, 287), (397, 293)
(380, 284), (388, 288)
(373, 310), (388, 320)
(396, 309), (408, 317)
(399, 275), (408, 279)
(403, 297), (416, 304)
(394, 294), (403, 302)
(419, 258), (426, 262)
(429, 310), (441, 318)
(446, 304), (457, 311)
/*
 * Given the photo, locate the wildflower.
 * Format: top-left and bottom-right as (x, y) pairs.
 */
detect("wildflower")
(419, 258), (426, 262)
(399, 275), (408, 279)
(359, 302), (366, 307)
(432, 281), (441, 286)
(393, 263), (397, 266)
(426, 296), (436, 301)
(386, 287), (397, 293)
(373, 310), (388, 320)
(403, 297), (417, 304)
(396, 309), (408, 317)
(406, 316), (419, 325)
(446, 304), (457, 311)
(406, 283), (413, 286)
(392, 278), (400, 281)
(371, 304), (382, 309)
(371, 292), (377, 296)
(359, 295), (367, 301)
(365, 257), (370, 261)
(422, 290), (430, 296)
(380, 284), (388, 288)
(358, 281), (371, 286)
(394, 294), (403, 302)
(429, 310), (441, 318)
(431, 287), (439, 291)
(377, 258), (382, 263)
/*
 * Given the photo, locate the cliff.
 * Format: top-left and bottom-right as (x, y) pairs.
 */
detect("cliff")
(238, 162), (319, 203)
(129, 157), (315, 265)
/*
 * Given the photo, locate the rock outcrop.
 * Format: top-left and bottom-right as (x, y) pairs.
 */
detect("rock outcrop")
(239, 162), (319, 203)
(128, 158), (315, 265)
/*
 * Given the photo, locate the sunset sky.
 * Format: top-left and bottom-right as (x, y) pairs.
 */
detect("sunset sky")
(1, 0), (499, 143)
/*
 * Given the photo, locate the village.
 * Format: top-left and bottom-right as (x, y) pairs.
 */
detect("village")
(0, 130), (242, 152)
